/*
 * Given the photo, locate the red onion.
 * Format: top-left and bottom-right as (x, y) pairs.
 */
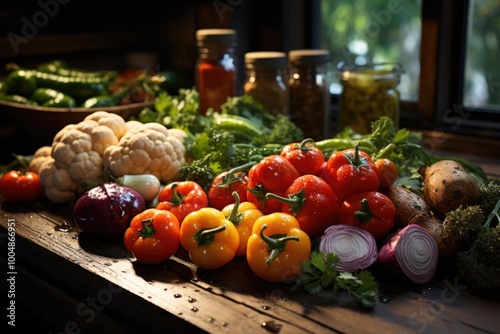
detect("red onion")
(73, 182), (146, 241)
(378, 224), (438, 284)
(319, 224), (378, 273)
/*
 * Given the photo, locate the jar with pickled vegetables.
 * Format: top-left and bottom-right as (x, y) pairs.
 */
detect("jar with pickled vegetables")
(288, 49), (331, 140)
(337, 62), (403, 134)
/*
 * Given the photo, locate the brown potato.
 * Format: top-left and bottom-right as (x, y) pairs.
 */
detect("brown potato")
(382, 186), (433, 229)
(420, 160), (480, 218)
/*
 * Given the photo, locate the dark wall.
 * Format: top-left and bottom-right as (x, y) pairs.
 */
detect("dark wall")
(0, 0), (310, 162)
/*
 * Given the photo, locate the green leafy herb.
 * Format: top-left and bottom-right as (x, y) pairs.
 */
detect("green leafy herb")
(296, 251), (379, 309)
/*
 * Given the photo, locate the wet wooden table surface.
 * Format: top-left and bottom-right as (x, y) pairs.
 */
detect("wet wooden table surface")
(1, 153), (499, 334)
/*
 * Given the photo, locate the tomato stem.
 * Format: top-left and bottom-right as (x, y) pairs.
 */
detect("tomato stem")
(216, 161), (254, 188)
(265, 188), (306, 216)
(298, 138), (315, 151)
(344, 143), (370, 170)
(354, 198), (380, 224)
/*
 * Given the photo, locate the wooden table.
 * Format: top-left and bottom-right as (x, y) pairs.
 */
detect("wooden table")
(1, 153), (500, 334)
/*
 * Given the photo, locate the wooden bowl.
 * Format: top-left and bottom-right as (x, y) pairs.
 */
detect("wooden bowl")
(0, 100), (153, 145)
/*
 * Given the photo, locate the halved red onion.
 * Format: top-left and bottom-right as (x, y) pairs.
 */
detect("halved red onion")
(319, 224), (378, 273)
(378, 224), (439, 284)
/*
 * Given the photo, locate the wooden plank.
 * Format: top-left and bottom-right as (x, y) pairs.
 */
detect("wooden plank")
(2, 200), (499, 333)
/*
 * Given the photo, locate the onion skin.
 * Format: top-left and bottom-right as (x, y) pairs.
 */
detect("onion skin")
(73, 182), (146, 241)
(319, 224), (378, 273)
(118, 174), (161, 202)
(378, 224), (439, 284)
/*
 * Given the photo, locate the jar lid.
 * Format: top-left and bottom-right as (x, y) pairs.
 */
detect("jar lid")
(289, 49), (330, 65)
(337, 62), (404, 81)
(196, 29), (237, 45)
(245, 51), (287, 67)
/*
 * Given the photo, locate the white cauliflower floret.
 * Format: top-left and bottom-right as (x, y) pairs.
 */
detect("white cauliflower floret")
(68, 151), (103, 184)
(28, 146), (52, 174)
(52, 129), (93, 168)
(125, 120), (144, 131)
(38, 158), (85, 204)
(84, 111), (128, 139)
(103, 123), (186, 183)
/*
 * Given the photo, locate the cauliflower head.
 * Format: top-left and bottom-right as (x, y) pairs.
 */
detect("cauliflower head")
(36, 111), (128, 203)
(103, 123), (186, 183)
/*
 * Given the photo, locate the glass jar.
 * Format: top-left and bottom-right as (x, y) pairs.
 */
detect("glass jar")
(337, 62), (403, 134)
(195, 29), (237, 115)
(288, 49), (331, 140)
(243, 51), (289, 116)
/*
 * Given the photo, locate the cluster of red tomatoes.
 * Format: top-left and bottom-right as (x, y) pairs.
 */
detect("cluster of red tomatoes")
(206, 139), (399, 241)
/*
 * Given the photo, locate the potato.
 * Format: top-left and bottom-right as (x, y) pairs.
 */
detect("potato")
(420, 160), (480, 218)
(382, 186), (433, 229)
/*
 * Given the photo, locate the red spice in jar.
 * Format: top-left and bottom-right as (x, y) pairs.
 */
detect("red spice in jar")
(196, 29), (237, 114)
(198, 61), (236, 114)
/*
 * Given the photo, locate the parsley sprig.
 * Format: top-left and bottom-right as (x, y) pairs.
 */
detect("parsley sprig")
(296, 251), (379, 309)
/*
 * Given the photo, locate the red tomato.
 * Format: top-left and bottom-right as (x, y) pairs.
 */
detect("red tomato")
(280, 138), (325, 176)
(207, 170), (249, 210)
(325, 145), (379, 202)
(375, 158), (399, 189)
(0, 170), (42, 202)
(156, 181), (208, 224)
(338, 191), (396, 241)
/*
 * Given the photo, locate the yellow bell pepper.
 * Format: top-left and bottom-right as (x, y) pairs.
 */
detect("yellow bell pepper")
(221, 191), (264, 257)
(179, 207), (240, 269)
(246, 212), (311, 283)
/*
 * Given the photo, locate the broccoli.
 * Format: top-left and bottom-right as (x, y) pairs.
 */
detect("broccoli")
(479, 182), (500, 225)
(456, 199), (500, 292)
(441, 205), (485, 253)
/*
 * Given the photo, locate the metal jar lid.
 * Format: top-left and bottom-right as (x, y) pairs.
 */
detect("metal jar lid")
(245, 51), (287, 67)
(289, 49), (330, 65)
(196, 29), (237, 45)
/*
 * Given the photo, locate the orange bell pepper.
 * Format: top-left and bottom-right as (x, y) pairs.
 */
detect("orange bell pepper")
(246, 212), (311, 283)
(221, 192), (264, 257)
(124, 208), (180, 265)
(179, 207), (240, 269)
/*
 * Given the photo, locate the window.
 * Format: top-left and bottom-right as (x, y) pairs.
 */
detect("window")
(464, 0), (500, 109)
(315, 0), (500, 139)
(319, 0), (422, 102)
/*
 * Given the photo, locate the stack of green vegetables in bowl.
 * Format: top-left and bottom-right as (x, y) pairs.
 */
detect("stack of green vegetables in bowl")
(0, 59), (178, 109)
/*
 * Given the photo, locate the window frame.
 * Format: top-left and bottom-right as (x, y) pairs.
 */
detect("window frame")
(305, 0), (500, 139)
